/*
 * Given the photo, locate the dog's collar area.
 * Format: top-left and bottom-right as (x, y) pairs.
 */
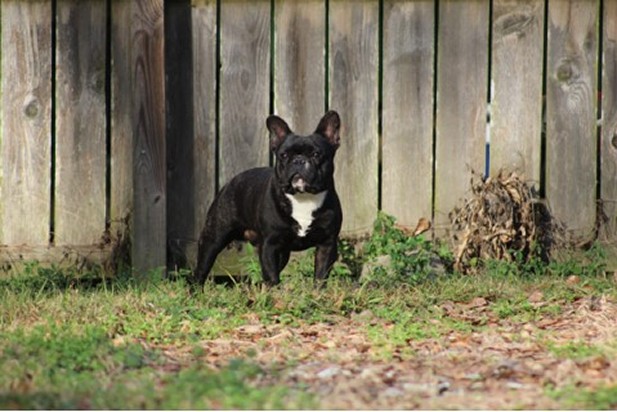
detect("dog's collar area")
(284, 191), (327, 237)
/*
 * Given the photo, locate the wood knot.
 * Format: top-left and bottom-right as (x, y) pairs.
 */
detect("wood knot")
(612, 132), (617, 150)
(556, 61), (574, 82)
(23, 96), (40, 118)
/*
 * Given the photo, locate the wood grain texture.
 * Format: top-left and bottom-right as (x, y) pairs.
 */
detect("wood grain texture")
(490, 0), (544, 186)
(55, 0), (107, 245)
(329, 0), (379, 235)
(601, 1), (617, 240)
(0, 1), (52, 245)
(110, 0), (133, 239)
(382, 0), (434, 228)
(188, 0), (218, 266)
(434, 0), (489, 233)
(219, 0), (270, 186)
(274, 0), (325, 134)
(131, 0), (166, 273)
(546, 0), (597, 238)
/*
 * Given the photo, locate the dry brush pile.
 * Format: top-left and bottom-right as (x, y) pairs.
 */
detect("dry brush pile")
(448, 170), (569, 273)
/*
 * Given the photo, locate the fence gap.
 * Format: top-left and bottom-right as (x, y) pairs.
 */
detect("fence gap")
(50, 0), (58, 245)
(324, 0), (330, 113)
(215, 0), (221, 194)
(269, 0), (275, 168)
(431, 0), (440, 234)
(539, 0), (549, 199)
(596, 0), (604, 208)
(376, 0), (383, 213)
(105, 0), (112, 236)
(485, 0), (493, 178)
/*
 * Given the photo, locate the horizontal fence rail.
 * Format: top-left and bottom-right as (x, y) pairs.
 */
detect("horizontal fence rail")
(1, 0), (616, 272)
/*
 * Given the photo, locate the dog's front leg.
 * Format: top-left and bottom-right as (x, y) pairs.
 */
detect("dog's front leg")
(258, 239), (290, 285)
(314, 239), (338, 284)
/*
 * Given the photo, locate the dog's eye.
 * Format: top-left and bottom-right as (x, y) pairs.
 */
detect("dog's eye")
(311, 151), (321, 159)
(280, 152), (289, 160)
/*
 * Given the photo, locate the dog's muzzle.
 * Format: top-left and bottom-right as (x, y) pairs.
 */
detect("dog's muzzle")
(291, 174), (307, 192)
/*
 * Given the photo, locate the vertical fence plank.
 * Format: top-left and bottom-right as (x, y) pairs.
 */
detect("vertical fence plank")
(55, 0), (107, 245)
(490, 0), (544, 185)
(131, 0), (166, 273)
(184, 0), (218, 265)
(274, 0), (325, 133)
(110, 0), (133, 240)
(192, 0), (217, 216)
(0, 1), (52, 246)
(382, 0), (434, 228)
(434, 0), (489, 232)
(329, 0), (379, 235)
(601, 0), (617, 240)
(165, 0), (218, 269)
(219, 0), (270, 186)
(546, 0), (598, 239)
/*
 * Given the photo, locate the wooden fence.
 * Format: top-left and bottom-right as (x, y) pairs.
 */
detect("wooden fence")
(1, 0), (616, 273)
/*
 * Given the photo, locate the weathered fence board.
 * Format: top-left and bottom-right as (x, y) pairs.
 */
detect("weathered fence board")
(219, 0), (271, 186)
(434, 0), (489, 232)
(274, 0), (325, 134)
(601, 0), (617, 240)
(329, 0), (379, 235)
(490, 0), (544, 185)
(0, 1), (52, 246)
(110, 0), (134, 239)
(381, 0), (435, 228)
(546, 0), (598, 239)
(55, 0), (107, 245)
(189, 0), (218, 263)
(131, 0), (166, 273)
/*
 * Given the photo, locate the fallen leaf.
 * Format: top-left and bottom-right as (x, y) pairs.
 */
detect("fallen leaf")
(469, 297), (488, 308)
(528, 291), (544, 303)
(566, 275), (580, 285)
(413, 217), (432, 236)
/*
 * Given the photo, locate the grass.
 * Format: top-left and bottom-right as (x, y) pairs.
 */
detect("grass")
(0, 213), (615, 409)
(548, 385), (617, 410)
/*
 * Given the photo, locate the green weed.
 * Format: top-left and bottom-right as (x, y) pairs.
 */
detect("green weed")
(360, 212), (453, 287)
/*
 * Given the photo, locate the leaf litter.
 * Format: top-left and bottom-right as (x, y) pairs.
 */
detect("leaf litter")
(142, 295), (617, 409)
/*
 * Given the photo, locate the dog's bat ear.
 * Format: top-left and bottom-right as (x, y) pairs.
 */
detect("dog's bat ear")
(315, 110), (341, 149)
(266, 115), (292, 151)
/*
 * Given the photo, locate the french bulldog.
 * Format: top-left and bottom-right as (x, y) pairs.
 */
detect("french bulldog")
(191, 111), (343, 289)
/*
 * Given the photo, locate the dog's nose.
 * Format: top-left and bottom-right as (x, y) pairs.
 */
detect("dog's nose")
(292, 156), (308, 166)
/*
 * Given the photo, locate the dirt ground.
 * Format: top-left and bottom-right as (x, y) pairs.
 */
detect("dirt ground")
(157, 294), (617, 409)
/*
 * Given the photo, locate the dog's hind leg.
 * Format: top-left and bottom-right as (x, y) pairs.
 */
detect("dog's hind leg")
(191, 228), (236, 291)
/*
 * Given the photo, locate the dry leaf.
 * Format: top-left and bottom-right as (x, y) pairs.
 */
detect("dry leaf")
(413, 217), (432, 236)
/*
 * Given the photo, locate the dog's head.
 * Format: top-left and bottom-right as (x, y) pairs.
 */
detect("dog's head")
(266, 111), (341, 195)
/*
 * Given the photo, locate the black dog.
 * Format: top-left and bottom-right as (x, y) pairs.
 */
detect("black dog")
(191, 111), (343, 288)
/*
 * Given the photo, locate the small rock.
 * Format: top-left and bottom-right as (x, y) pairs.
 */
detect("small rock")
(506, 381), (524, 390)
(317, 366), (341, 380)
(383, 387), (404, 398)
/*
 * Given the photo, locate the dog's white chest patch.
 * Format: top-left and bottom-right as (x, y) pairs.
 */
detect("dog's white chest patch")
(285, 191), (327, 237)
